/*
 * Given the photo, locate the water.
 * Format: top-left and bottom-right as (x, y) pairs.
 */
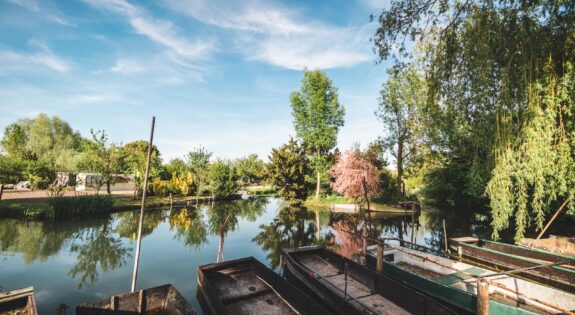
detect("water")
(0, 197), (472, 314)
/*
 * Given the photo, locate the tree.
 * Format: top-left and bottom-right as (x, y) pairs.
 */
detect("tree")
(207, 159), (239, 199)
(290, 69), (345, 199)
(235, 154), (267, 187)
(331, 147), (381, 206)
(118, 141), (161, 197)
(185, 147), (212, 197)
(268, 138), (311, 203)
(372, 0), (575, 238)
(81, 130), (121, 195)
(376, 65), (425, 194)
(0, 123), (30, 160)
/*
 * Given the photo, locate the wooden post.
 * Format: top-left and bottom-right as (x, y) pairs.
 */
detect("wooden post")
(0, 184), (3, 204)
(442, 219), (449, 253)
(537, 196), (572, 240)
(110, 296), (118, 311)
(476, 279), (489, 315)
(131, 117), (156, 292)
(362, 223), (367, 264)
(376, 244), (384, 273)
(169, 193), (173, 208)
(138, 289), (146, 314)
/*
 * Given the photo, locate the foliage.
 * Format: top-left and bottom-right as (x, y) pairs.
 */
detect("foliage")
(376, 65), (426, 192)
(235, 154), (267, 187)
(171, 172), (194, 196)
(373, 0), (575, 237)
(331, 147), (381, 202)
(207, 159), (239, 199)
(25, 160), (55, 190)
(118, 140), (161, 197)
(290, 69), (345, 198)
(185, 147), (212, 196)
(268, 138), (311, 203)
(45, 195), (114, 219)
(0, 155), (26, 184)
(80, 130), (121, 194)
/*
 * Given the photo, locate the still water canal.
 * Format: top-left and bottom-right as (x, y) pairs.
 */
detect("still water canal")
(0, 197), (489, 314)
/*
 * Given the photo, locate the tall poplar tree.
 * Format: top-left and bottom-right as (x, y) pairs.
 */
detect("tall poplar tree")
(290, 69), (345, 199)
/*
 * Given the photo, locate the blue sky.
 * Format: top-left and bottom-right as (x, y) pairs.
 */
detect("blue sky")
(0, 0), (392, 161)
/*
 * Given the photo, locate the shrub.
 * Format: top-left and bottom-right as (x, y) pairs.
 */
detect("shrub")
(45, 195), (113, 219)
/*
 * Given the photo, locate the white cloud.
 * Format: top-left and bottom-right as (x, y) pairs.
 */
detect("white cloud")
(0, 44), (71, 73)
(110, 59), (145, 74)
(7, 0), (74, 26)
(83, 0), (215, 59)
(68, 94), (119, 104)
(164, 0), (374, 70)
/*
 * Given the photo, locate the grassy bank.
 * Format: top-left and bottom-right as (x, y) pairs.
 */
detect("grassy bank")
(0, 193), (243, 220)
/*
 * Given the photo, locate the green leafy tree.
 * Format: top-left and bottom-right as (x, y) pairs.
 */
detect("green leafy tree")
(235, 154), (267, 187)
(290, 69), (345, 199)
(376, 65), (426, 194)
(207, 159), (239, 199)
(81, 130), (121, 195)
(268, 138), (311, 203)
(185, 146), (212, 197)
(118, 141), (161, 197)
(372, 0), (575, 238)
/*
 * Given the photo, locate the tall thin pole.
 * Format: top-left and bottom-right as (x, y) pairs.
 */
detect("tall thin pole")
(131, 116), (156, 292)
(536, 196), (572, 240)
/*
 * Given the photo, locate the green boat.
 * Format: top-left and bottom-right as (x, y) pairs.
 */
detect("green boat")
(449, 237), (575, 292)
(366, 243), (575, 314)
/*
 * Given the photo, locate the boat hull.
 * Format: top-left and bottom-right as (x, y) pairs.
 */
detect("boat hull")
(283, 246), (458, 315)
(0, 287), (37, 315)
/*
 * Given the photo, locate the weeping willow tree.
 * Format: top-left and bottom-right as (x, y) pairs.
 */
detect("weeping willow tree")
(372, 0), (575, 238)
(487, 64), (575, 241)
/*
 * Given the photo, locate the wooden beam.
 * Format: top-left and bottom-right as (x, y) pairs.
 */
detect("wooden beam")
(376, 244), (384, 273)
(537, 196), (572, 240)
(476, 279), (489, 315)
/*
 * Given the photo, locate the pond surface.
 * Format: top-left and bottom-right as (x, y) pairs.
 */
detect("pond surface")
(0, 197), (486, 314)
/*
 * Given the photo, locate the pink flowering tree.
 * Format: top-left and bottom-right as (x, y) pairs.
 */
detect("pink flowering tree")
(330, 148), (381, 208)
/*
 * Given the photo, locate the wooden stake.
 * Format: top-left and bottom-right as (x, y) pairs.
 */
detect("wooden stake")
(442, 219), (448, 253)
(537, 196), (572, 240)
(376, 244), (384, 273)
(0, 184), (3, 204)
(131, 117), (156, 292)
(476, 279), (489, 315)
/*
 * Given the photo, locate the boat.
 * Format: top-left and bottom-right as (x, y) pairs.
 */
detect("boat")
(0, 287), (37, 315)
(365, 243), (575, 314)
(520, 236), (575, 257)
(197, 256), (330, 315)
(282, 246), (458, 315)
(449, 237), (575, 292)
(75, 284), (196, 315)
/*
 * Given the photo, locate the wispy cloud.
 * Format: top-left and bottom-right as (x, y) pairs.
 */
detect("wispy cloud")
(68, 94), (120, 104)
(110, 58), (145, 74)
(0, 43), (71, 73)
(7, 0), (74, 26)
(82, 0), (216, 59)
(164, 0), (374, 70)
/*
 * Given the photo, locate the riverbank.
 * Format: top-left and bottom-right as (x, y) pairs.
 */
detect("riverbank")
(0, 193), (242, 219)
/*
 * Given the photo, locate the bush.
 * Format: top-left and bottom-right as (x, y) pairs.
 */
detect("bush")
(45, 195), (113, 219)
(152, 178), (170, 197)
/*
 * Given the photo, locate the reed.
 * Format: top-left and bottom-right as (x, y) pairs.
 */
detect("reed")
(45, 194), (113, 219)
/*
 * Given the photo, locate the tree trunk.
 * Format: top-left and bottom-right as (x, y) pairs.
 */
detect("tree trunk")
(397, 141), (404, 196)
(107, 180), (111, 195)
(315, 148), (321, 199)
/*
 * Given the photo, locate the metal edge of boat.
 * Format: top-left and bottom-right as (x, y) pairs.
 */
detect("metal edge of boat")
(282, 246), (459, 315)
(196, 256), (330, 315)
(0, 287), (37, 315)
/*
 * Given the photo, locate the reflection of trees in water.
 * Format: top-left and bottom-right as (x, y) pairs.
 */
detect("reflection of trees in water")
(253, 206), (333, 269)
(68, 222), (131, 289)
(114, 210), (166, 242)
(0, 217), (109, 264)
(328, 212), (392, 259)
(206, 197), (269, 262)
(169, 206), (208, 250)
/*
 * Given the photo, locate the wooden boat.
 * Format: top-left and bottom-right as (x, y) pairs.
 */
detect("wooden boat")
(197, 256), (329, 315)
(282, 246), (458, 315)
(449, 237), (575, 292)
(0, 287), (37, 315)
(520, 236), (575, 257)
(365, 243), (575, 314)
(75, 284), (195, 315)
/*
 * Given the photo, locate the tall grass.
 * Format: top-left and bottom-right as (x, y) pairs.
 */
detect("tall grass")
(46, 195), (113, 219)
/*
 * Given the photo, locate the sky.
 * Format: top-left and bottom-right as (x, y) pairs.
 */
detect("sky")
(0, 0), (392, 161)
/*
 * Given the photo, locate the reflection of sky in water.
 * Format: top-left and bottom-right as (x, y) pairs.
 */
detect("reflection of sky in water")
(0, 197), (452, 315)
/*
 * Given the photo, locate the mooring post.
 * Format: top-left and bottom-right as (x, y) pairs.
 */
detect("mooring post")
(442, 219), (449, 253)
(343, 262), (348, 300)
(169, 193), (173, 208)
(0, 184), (3, 205)
(362, 223), (367, 264)
(131, 117), (156, 292)
(110, 296), (118, 311)
(477, 278), (489, 315)
(376, 244), (384, 273)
